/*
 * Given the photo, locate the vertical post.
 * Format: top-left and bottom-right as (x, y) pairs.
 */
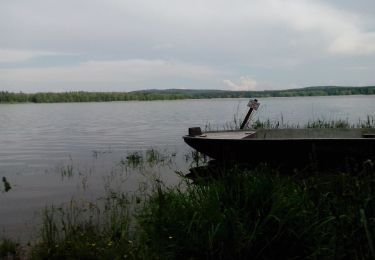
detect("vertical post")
(240, 99), (259, 130)
(240, 108), (254, 129)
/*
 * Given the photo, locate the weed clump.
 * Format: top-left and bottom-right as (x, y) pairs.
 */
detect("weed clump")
(2, 177), (11, 192)
(137, 168), (315, 259)
(30, 196), (137, 260)
(136, 163), (375, 259)
(0, 238), (17, 258)
(25, 160), (375, 259)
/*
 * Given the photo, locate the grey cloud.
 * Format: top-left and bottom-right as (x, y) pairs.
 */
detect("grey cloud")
(0, 0), (374, 91)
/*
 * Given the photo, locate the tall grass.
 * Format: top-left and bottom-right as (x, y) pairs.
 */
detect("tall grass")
(207, 115), (375, 131)
(31, 194), (137, 259)
(254, 116), (375, 129)
(138, 162), (375, 259)
(25, 160), (375, 259)
(0, 238), (17, 259)
(137, 168), (314, 259)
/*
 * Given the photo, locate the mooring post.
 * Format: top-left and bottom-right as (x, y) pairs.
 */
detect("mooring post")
(240, 99), (259, 129)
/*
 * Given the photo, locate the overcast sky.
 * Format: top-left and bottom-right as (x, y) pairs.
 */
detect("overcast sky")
(1, 0), (374, 92)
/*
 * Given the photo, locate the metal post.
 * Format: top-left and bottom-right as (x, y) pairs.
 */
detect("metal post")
(240, 99), (259, 130)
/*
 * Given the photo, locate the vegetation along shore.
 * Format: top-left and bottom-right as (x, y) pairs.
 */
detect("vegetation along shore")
(1, 85), (375, 103)
(2, 119), (375, 259)
(2, 158), (375, 259)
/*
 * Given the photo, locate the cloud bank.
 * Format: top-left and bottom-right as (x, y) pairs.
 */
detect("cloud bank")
(0, 0), (374, 92)
(223, 77), (257, 91)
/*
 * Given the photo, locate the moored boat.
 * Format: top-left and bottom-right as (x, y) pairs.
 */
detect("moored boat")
(183, 127), (375, 166)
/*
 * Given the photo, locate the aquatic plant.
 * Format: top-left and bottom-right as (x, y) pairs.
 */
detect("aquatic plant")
(1, 177), (11, 193)
(145, 149), (176, 167)
(59, 156), (76, 179)
(306, 119), (351, 128)
(123, 152), (143, 168)
(184, 150), (207, 167)
(359, 115), (375, 129)
(60, 165), (74, 179)
(120, 149), (177, 171)
(211, 116), (375, 131)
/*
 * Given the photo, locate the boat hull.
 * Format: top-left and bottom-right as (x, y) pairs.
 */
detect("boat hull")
(183, 129), (375, 166)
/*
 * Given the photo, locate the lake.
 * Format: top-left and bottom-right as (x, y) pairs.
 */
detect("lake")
(1, 95), (375, 239)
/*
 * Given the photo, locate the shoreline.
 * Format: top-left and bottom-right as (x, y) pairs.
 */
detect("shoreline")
(1, 86), (375, 104)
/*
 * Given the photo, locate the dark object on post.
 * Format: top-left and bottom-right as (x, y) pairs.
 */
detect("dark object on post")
(189, 127), (202, 136)
(240, 99), (260, 129)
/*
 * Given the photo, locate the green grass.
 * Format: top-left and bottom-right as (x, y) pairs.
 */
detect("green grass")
(137, 168), (312, 259)
(30, 195), (137, 259)
(208, 115), (375, 131)
(252, 117), (375, 130)
(139, 162), (375, 259)
(0, 238), (17, 259)
(24, 160), (375, 259)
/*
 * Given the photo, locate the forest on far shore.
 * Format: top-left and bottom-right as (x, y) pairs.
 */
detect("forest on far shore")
(1, 86), (375, 103)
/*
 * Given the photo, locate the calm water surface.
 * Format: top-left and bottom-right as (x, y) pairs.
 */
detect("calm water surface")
(1, 95), (375, 238)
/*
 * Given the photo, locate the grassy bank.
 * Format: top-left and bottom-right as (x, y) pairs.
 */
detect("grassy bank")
(1, 162), (370, 259)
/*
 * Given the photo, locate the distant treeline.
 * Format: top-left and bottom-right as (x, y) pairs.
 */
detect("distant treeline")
(1, 86), (375, 103)
(0, 91), (188, 103)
